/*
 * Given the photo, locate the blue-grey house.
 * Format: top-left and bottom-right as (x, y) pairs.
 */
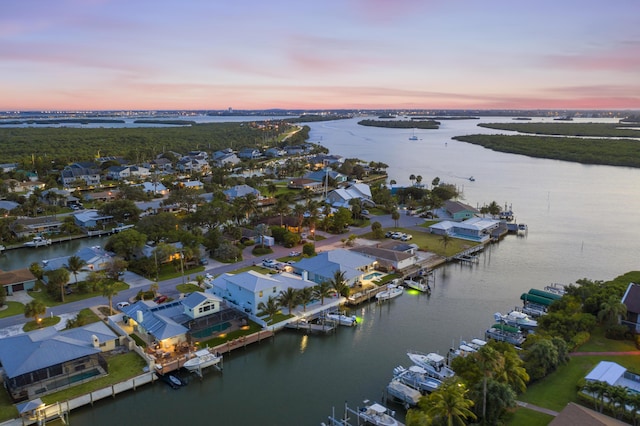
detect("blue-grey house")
(292, 249), (376, 286)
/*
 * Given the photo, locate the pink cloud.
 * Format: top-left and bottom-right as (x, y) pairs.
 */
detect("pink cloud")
(543, 42), (640, 72)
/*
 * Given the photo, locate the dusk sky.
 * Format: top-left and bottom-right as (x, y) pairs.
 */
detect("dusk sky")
(2, 0), (639, 111)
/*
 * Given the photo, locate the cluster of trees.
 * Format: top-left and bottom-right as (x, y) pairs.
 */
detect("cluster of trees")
(357, 119), (440, 129)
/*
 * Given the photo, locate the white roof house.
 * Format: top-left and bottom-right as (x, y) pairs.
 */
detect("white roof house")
(209, 270), (316, 316)
(428, 217), (500, 243)
(326, 183), (375, 209)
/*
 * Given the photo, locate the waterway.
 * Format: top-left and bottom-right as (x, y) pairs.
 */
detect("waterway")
(6, 116), (640, 425)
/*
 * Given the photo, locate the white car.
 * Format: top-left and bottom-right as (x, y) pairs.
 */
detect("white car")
(401, 234), (412, 241)
(262, 259), (277, 268)
(116, 301), (130, 310)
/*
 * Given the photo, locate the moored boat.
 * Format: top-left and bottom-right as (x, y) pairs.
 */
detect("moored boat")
(406, 351), (455, 381)
(183, 348), (222, 373)
(494, 310), (537, 330)
(357, 401), (401, 426)
(325, 312), (357, 327)
(24, 236), (52, 247)
(385, 379), (421, 408)
(376, 284), (403, 301)
(485, 323), (525, 346)
(392, 365), (442, 394)
(403, 278), (430, 293)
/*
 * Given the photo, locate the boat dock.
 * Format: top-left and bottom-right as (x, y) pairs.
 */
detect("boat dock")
(452, 245), (483, 265)
(345, 285), (388, 306)
(285, 317), (337, 334)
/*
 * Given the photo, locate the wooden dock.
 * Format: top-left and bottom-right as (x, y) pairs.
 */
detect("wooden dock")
(285, 318), (336, 334)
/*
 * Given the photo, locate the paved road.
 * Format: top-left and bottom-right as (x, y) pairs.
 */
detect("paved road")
(0, 211), (427, 332)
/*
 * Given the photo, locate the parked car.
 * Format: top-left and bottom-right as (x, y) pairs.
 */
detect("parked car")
(401, 234), (412, 241)
(116, 301), (130, 310)
(154, 295), (168, 304)
(362, 210), (370, 216)
(385, 231), (394, 238)
(262, 259), (277, 268)
(289, 251), (301, 257)
(391, 232), (404, 239)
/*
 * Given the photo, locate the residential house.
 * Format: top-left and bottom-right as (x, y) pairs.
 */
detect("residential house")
(0, 200), (20, 212)
(443, 200), (480, 221)
(326, 183), (375, 209)
(308, 154), (344, 169)
(42, 246), (114, 282)
(349, 245), (418, 273)
(549, 402), (629, 426)
(238, 148), (261, 160)
(106, 166), (131, 181)
(209, 270), (316, 316)
(0, 268), (37, 295)
(621, 282), (640, 332)
(212, 148), (241, 167)
(287, 178), (324, 192)
(0, 322), (119, 402)
(292, 249), (376, 286)
(41, 188), (79, 207)
(179, 180), (204, 191)
(84, 189), (119, 203)
(137, 181), (169, 196)
(304, 169), (347, 184)
(264, 147), (285, 158)
(428, 217), (500, 243)
(223, 184), (261, 201)
(177, 157), (209, 174)
(73, 209), (114, 229)
(10, 216), (64, 238)
(60, 162), (101, 188)
(148, 157), (173, 172)
(0, 163), (18, 173)
(120, 292), (228, 349)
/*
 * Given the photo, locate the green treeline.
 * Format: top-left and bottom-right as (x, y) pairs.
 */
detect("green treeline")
(478, 122), (640, 138)
(0, 122), (292, 164)
(453, 134), (640, 168)
(358, 119), (440, 129)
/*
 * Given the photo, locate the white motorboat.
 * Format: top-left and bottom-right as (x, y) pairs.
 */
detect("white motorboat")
(517, 223), (528, 235)
(357, 401), (400, 426)
(386, 379), (421, 408)
(376, 284), (403, 301)
(23, 236), (52, 247)
(407, 351), (455, 381)
(485, 323), (526, 346)
(325, 312), (357, 327)
(183, 349), (222, 372)
(403, 278), (430, 293)
(494, 310), (537, 330)
(393, 365), (442, 393)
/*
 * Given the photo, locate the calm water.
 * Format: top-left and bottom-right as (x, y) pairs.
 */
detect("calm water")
(22, 117), (640, 425)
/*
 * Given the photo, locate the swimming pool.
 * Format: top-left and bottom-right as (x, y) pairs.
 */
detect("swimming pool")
(363, 272), (383, 281)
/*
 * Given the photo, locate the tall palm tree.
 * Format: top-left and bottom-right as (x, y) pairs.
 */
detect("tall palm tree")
(440, 234), (453, 255)
(298, 287), (314, 312)
(66, 255), (87, 285)
(598, 294), (627, 325)
(424, 377), (477, 426)
(100, 279), (119, 315)
(474, 345), (504, 423)
(274, 197), (290, 227)
(409, 174), (416, 186)
(278, 287), (300, 315)
(499, 348), (529, 394)
(195, 275), (206, 289)
(391, 209), (400, 228)
(292, 203), (306, 235)
(329, 270), (350, 298)
(314, 280), (333, 305)
(24, 300), (46, 325)
(257, 295), (280, 325)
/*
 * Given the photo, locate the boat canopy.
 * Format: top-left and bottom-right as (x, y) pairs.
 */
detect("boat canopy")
(490, 323), (521, 334)
(527, 288), (562, 301)
(520, 293), (555, 307)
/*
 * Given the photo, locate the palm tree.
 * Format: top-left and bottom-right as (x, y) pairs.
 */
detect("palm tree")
(391, 209), (400, 228)
(474, 345), (504, 423)
(598, 294), (627, 325)
(274, 197), (290, 227)
(46, 267), (70, 303)
(409, 174), (416, 186)
(329, 270), (350, 298)
(66, 255), (87, 285)
(424, 377), (477, 426)
(257, 295), (280, 325)
(24, 300), (46, 325)
(500, 348), (529, 394)
(100, 279), (119, 315)
(195, 275), (206, 289)
(416, 175), (423, 187)
(314, 280), (333, 305)
(278, 287), (300, 315)
(440, 234), (453, 255)
(293, 203), (306, 235)
(298, 287), (314, 312)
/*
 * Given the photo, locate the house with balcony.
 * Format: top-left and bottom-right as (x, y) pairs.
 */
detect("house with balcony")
(60, 162), (101, 188)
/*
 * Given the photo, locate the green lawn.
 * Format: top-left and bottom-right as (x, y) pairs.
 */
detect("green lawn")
(361, 227), (479, 257)
(0, 301), (24, 319)
(29, 280), (129, 307)
(506, 407), (554, 426)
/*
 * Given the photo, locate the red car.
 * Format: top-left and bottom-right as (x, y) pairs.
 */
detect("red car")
(154, 295), (168, 304)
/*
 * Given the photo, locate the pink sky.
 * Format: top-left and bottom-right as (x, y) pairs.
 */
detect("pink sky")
(1, 0), (639, 111)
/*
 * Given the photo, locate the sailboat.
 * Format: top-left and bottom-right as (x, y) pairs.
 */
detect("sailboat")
(408, 129), (418, 141)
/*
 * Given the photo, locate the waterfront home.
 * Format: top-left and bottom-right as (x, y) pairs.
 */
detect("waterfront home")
(287, 178), (324, 192)
(442, 200), (480, 221)
(60, 162), (101, 188)
(292, 249), (376, 286)
(584, 361), (640, 394)
(304, 168), (347, 184)
(326, 182), (375, 209)
(42, 246), (114, 282)
(40, 188), (79, 207)
(120, 292), (227, 349)
(0, 268), (37, 295)
(72, 209), (114, 229)
(349, 245), (418, 272)
(209, 270), (317, 316)
(10, 216), (64, 239)
(0, 322), (119, 402)
(621, 282), (640, 333)
(428, 217), (500, 243)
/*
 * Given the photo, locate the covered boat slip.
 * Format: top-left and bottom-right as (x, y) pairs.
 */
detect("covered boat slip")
(520, 288), (561, 307)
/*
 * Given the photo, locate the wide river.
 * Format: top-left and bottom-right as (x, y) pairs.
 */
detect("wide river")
(15, 116), (640, 425)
